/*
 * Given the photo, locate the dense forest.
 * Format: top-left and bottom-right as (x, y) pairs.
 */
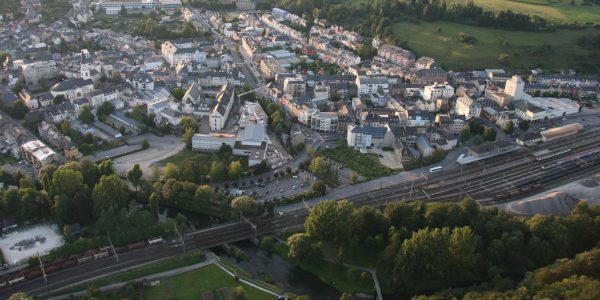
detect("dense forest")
(289, 198), (600, 296)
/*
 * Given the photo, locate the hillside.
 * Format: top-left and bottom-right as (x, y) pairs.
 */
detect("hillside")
(445, 0), (600, 24)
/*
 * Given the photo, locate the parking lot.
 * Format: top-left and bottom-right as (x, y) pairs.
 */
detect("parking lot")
(233, 171), (314, 202)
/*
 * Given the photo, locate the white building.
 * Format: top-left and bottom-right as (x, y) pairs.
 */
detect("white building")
(20, 60), (59, 86)
(455, 95), (481, 119)
(209, 84), (235, 131)
(347, 124), (394, 149)
(356, 76), (389, 95)
(20, 140), (57, 169)
(50, 78), (94, 101)
(192, 133), (236, 151)
(423, 83), (454, 101)
(505, 75), (525, 101)
(101, 0), (156, 15)
(161, 41), (207, 66)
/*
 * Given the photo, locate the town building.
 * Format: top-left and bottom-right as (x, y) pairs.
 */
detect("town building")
(100, 0), (156, 15)
(20, 60), (59, 86)
(346, 124), (394, 149)
(50, 78), (94, 101)
(455, 95), (481, 119)
(422, 83), (454, 101)
(209, 84), (235, 131)
(20, 140), (57, 169)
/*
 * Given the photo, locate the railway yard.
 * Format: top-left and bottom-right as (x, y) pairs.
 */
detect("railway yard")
(1, 128), (599, 298)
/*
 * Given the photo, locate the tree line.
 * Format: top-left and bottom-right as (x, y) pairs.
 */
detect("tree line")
(0, 157), (242, 263)
(288, 198), (600, 296)
(415, 247), (600, 299)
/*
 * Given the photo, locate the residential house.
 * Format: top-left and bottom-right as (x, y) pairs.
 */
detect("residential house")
(346, 124), (394, 149)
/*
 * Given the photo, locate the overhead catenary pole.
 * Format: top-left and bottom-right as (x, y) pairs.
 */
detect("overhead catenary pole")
(107, 234), (119, 264)
(174, 223), (186, 255)
(37, 251), (47, 284)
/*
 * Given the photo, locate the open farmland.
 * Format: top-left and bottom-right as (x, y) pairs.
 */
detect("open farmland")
(392, 21), (600, 71)
(444, 0), (600, 24)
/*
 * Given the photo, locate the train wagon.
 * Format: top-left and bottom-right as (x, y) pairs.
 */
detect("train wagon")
(8, 275), (25, 285)
(147, 237), (164, 246)
(127, 241), (146, 251)
(77, 255), (94, 264)
(93, 251), (109, 260)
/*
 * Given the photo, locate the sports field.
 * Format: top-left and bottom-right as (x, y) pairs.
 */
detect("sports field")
(392, 21), (600, 71)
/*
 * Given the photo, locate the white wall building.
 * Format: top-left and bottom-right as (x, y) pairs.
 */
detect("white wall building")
(423, 83), (454, 101)
(455, 95), (481, 119)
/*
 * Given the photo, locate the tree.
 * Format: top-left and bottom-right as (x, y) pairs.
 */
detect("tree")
(163, 162), (179, 179)
(149, 193), (160, 218)
(3, 189), (21, 222)
(126, 164), (143, 196)
(111, 71), (122, 82)
(141, 139), (150, 149)
(350, 172), (358, 184)
(53, 95), (65, 105)
(228, 161), (243, 181)
(79, 105), (94, 124)
(305, 199), (354, 246)
(312, 179), (326, 196)
(98, 160), (114, 176)
(7, 293), (33, 300)
(309, 157), (331, 178)
(119, 5), (127, 16)
(483, 127), (497, 142)
(339, 293), (353, 300)
(10, 100), (29, 119)
(172, 87), (185, 100)
(504, 120), (515, 135)
(384, 226), (479, 293)
(60, 120), (72, 136)
(229, 286), (247, 300)
(209, 161), (228, 182)
(180, 116), (199, 132)
(498, 53), (510, 66)
(231, 196), (259, 217)
(460, 127), (470, 143)
(92, 174), (128, 218)
(79, 159), (100, 187)
(97, 102), (116, 116)
(287, 232), (317, 261)
(50, 169), (84, 198)
(182, 127), (195, 149)
(519, 120), (530, 131)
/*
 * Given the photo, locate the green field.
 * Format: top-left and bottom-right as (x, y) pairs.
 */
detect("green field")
(0, 0), (21, 15)
(140, 264), (276, 300)
(392, 21), (600, 71)
(320, 143), (394, 179)
(445, 0), (600, 24)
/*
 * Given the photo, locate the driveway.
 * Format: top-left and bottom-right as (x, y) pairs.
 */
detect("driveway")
(112, 135), (185, 178)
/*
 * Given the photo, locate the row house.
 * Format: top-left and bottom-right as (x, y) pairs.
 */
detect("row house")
(378, 45), (416, 68)
(85, 86), (119, 108)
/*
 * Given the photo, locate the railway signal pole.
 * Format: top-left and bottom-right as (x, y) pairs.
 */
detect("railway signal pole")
(107, 234), (119, 264)
(37, 251), (47, 284)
